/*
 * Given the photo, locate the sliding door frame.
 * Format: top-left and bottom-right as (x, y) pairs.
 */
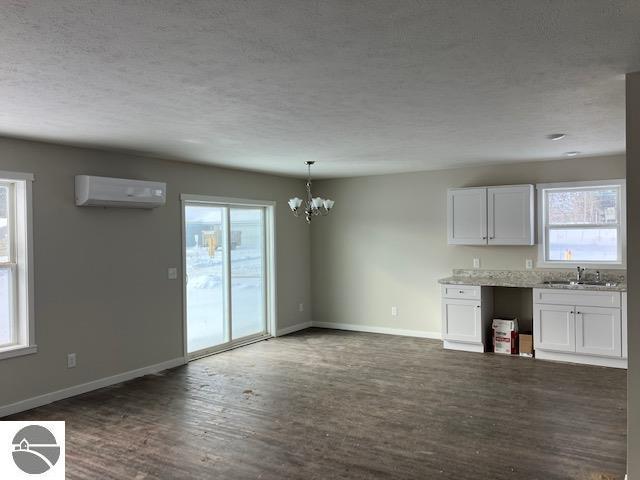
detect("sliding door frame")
(180, 194), (277, 361)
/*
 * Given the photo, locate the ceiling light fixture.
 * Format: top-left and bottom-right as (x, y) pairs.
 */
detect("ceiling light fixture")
(288, 161), (334, 224)
(546, 133), (566, 141)
(565, 151), (580, 157)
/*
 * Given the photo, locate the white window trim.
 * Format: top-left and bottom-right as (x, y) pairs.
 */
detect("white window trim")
(0, 170), (36, 360)
(536, 179), (626, 269)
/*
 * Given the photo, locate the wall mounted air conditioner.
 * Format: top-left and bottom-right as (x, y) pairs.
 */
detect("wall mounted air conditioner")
(75, 175), (166, 209)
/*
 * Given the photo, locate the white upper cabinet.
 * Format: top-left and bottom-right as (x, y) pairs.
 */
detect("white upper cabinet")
(447, 188), (487, 245)
(447, 185), (534, 246)
(487, 185), (534, 245)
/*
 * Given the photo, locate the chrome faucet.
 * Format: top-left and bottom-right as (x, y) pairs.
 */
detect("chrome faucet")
(576, 267), (585, 282)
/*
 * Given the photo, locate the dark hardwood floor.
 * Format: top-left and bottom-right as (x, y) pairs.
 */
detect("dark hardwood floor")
(7, 328), (627, 479)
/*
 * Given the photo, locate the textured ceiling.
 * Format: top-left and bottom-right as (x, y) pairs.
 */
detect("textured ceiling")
(1, 1), (639, 178)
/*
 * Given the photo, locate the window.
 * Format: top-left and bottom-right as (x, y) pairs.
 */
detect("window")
(0, 171), (35, 360)
(537, 180), (626, 268)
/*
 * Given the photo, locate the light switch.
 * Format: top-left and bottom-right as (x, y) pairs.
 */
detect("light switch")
(473, 258), (480, 269)
(391, 306), (398, 317)
(168, 267), (178, 280)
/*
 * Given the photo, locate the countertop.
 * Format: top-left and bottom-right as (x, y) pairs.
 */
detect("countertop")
(438, 269), (627, 292)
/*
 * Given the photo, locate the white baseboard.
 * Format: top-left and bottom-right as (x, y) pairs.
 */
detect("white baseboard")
(0, 357), (186, 418)
(276, 321), (313, 337)
(535, 350), (628, 369)
(312, 321), (442, 340)
(443, 340), (485, 353)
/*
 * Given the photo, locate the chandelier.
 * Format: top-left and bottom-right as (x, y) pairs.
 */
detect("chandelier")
(288, 161), (334, 223)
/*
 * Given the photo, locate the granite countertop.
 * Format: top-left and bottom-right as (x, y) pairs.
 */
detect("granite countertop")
(438, 269), (627, 292)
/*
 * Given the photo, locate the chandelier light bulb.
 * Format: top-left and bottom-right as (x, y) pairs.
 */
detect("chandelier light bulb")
(288, 197), (302, 211)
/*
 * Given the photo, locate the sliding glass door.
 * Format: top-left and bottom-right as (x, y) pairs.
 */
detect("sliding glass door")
(230, 208), (266, 339)
(184, 198), (271, 357)
(184, 204), (227, 353)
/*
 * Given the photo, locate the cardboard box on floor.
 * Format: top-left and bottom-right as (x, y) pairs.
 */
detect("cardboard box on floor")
(492, 317), (518, 354)
(519, 333), (534, 357)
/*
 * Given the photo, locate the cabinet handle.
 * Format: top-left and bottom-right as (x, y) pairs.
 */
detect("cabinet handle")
(576, 311), (581, 315)
(476, 305), (481, 308)
(489, 236), (494, 239)
(570, 311), (574, 314)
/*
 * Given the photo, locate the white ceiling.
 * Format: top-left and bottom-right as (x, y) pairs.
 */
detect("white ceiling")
(1, 1), (639, 178)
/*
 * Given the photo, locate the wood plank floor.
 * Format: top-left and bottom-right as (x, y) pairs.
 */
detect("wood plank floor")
(7, 328), (627, 479)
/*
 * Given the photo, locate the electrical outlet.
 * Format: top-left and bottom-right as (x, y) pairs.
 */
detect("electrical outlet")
(391, 306), (398, 317)
(299, 303), (304, 312)
(525, 259), (533, 270)
(167, 267), (178, 280)
(67, 353), (76, 369)
(473, 258), (480, 269)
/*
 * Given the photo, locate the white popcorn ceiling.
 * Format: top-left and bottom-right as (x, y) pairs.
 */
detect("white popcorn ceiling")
(1, 1), (639, 178)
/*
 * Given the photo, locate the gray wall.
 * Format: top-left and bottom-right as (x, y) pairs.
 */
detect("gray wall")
(311, 155), (625, 335)
(626, 72), (639, 479)
(0, 137), (311, 406)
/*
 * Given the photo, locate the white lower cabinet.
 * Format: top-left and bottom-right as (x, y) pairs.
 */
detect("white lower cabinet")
(441, 285), (492, 353)
(442, 299), (481, 343)
(533, 304), (575, 353)
(575, 306), (621, 357)
(533, 289), (626, 369)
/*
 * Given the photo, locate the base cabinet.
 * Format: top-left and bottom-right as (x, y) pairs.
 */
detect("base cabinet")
(575, 306), (621, 357)
(442, 299), (482, 343)
(533, 289), (626, 369)
(533, 304), (575, 353)
(441, 285), (492, 352)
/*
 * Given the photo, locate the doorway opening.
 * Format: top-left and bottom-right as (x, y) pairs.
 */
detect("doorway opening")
(181, 194), (276, 360)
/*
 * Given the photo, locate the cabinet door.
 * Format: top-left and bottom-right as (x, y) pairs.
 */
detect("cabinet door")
(575, 306), (622, 357)
(534, 304), (575, 352)
(447, 188), (487, 245)
(442, 298), (482, 343)
(487, 185), (534, 245)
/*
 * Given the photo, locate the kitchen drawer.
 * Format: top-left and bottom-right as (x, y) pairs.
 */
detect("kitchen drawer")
(441, 284), (481, 300)
(533, 288), (621, 308)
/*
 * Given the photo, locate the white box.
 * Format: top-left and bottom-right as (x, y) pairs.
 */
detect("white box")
(493, 318), (519, 355)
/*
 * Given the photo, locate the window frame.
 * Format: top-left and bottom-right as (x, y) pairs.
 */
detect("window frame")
(536, 179), (626, 269)
(0, 170), (36, 360)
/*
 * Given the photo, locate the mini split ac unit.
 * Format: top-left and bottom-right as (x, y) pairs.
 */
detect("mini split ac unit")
(75, 175), (166, 209)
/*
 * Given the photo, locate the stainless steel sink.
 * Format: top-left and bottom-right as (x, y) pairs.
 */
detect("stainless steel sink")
(543, 280), (618, 287)
(581, 281), (618, 287)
